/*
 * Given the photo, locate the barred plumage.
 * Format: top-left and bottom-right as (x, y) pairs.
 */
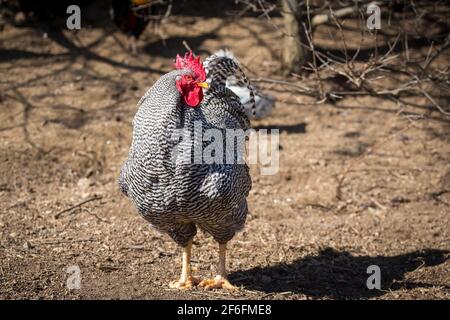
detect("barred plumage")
(119, 54), (252, 247)
(204, 51), (256, 118)
(204, 49), (276, 119)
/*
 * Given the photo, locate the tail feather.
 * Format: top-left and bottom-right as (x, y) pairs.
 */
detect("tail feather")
(204, 49), (275, 119)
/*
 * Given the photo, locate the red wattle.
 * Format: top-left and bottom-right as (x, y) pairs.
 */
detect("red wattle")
(185, 86), (203, 107)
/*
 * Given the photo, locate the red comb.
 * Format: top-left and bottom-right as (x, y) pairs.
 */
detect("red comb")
(174, 51), (206, 81)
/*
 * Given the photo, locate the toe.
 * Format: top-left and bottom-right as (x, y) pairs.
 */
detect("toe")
(169, 280), (181, 289)
(198, 278), (216, 288)
(198, 276), (237, 290)
(170, 276), (201, 290)
(221, 279), (237, 290)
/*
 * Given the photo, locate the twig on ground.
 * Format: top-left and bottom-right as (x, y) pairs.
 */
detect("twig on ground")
(54, 195), (103, 219)
(29, 238), (97, 245)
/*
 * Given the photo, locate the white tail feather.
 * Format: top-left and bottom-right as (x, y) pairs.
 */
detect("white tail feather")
(206, 49), (276, 119)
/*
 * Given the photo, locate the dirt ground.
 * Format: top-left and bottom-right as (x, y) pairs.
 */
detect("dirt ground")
(0, 2), (449, 300)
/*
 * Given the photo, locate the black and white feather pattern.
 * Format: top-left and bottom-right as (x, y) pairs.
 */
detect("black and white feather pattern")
(119, 56), (252, 247)
(204, 49), (275, 120)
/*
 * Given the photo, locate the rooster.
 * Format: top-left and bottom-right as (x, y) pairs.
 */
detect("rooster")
(110, 0), (153, 54)
(119, 51), (254, 289)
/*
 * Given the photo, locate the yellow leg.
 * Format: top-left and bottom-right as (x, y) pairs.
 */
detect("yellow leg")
(198, 243), (237, 290)
(169, 239), (200, 289)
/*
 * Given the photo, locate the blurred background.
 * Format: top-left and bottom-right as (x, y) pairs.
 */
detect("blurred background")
(0, 0), (449, 299)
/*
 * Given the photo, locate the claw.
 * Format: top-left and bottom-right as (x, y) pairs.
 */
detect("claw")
(198, 275), (237, 290)
(169, 276), (201, 290)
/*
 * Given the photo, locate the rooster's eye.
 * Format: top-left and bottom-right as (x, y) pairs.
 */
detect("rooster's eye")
(185, 75), (192, 81)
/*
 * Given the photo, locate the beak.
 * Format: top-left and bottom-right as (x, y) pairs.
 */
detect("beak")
(197, 81), (209, 89)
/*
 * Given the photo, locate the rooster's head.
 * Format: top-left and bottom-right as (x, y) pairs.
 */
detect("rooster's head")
(174, 51), (208, 107)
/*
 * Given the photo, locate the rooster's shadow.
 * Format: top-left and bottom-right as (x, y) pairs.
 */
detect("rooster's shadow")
(229, 247), (449, 299)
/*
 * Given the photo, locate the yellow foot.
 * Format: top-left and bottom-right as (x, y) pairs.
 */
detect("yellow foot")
(169, 276), (201, 290)
(198, 275), (237, 290)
